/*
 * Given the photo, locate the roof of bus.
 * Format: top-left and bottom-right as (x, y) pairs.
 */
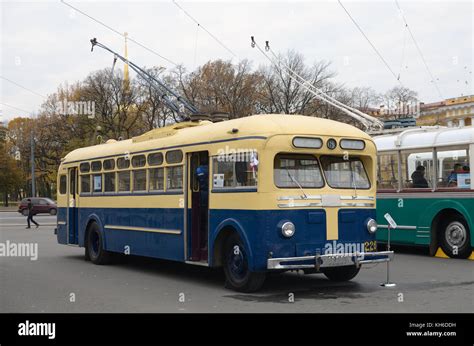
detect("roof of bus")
(62, 114), (371, 164)
(373, 126), (474, 152)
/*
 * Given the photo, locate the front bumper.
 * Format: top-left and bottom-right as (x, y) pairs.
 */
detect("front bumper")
(267, 251), (394, 270)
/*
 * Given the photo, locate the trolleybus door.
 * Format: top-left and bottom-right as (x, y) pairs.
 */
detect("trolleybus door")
(67, 167), (78, 245)
(187, 151), (209, 262)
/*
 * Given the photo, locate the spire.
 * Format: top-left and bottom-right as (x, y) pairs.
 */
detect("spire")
(123, 32), (130, 90)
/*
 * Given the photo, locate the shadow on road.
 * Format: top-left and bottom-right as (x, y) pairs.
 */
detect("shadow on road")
(64, 252), (380, 301)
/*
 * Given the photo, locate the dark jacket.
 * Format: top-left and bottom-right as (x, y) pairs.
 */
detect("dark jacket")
(27, 201), (33, 215)
(411, 171), (428, 188)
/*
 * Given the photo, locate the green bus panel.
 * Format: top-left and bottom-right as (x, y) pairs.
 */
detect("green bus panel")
(376, 196), (474, 247)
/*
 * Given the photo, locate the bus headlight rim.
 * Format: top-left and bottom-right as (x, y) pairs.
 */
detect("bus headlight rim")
(281, 221), (296, 238)
(366, 218), (377, 234)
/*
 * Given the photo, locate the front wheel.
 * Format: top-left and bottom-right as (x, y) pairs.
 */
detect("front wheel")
(86, 222), (112, 265)
(223, 233), (266, 292)
(49, 208), (57, 216)
(22, 209), (28, 216)
(440, 217), (471, 259)
(323, 265), (360, 282)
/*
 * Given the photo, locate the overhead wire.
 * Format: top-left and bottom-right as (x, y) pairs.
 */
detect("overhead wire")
(0, 76), (46, 99)
(61, 0), (179, 67)
(172, 0), (237, 59)
(0, 102), (32, 115)
(394, 0), (443, 98)
(337, 0), (402, 86)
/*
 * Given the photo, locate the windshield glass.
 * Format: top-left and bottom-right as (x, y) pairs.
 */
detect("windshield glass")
(320, 156), (370, 189)
(274, 154), (324, 188)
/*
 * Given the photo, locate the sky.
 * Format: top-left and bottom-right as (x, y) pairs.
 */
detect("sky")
(0, 0), (472, 122)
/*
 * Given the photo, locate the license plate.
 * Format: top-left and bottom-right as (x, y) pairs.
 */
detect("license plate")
(364, 240), (377, 252)
(320, 255), (354, 267)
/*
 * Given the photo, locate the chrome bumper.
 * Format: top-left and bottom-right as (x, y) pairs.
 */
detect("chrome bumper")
(267, 251), (394, 270)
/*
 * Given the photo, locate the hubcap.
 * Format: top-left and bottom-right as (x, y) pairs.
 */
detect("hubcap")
(228, 244), (248, 280)
(445, 221), (467, 248)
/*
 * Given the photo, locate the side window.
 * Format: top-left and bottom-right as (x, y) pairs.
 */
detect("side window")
(103, 159), (115, 170)
(80, 162), (90, 173)
(132, 155), (146, 168)
(117, 157), (130, 169)
(104, 172), (115, 192)
(212, 152), (258, 189)
(133, 170), (147, 191)
(91, 161), (102, 172)
(59, 175), (67, 194)
(118, 171), (131, 192)
(148, 153), (163, 166)
(437, 147), (470, 189)
(166, 166), (183, 191)
(166, 150), (183, 164)
(402, 150), (433, 189)
(149, 168), (164, 191)
(93, 174), (102, 193)
(81, 175), (91, 193)
(377, 153), (399, 190)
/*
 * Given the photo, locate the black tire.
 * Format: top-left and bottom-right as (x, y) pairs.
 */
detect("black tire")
(439, 216), (471, 259)
(222, 233), (266, 292)
(86, 222), (112, 265)
(323, 265), (360, 282)
(84, 247), (91, 261)
(22, 209), (28, 216)
(49, 208), (57, 216)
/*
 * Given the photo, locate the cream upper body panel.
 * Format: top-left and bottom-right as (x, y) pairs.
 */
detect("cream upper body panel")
(61, 114), (373, 165)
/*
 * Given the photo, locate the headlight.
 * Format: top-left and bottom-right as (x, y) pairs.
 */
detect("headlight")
(366, 218), (377, 234)
(281, 221), (296, 238)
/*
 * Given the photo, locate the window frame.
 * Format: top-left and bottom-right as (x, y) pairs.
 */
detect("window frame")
(59, 175), (67, 195)
(166, 165), (184, 191)
(211, 154), (259, 191)
(319, 155), (371, 190)
(132, 169), (147, 192)
(148, 167), (165, 192)
(166, 150), (183, 164)
(80, 174), (91, 194)
(103, 171), (116, 193)
(147, 152), (163, 166)
(117, 170), (131, 193)
(273, 153), (325, 189)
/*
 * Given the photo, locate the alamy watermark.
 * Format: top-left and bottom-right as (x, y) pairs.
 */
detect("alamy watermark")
(55, 99), (95, 118)
(0, 240), (38, 261)
(216, 145), (258, 163)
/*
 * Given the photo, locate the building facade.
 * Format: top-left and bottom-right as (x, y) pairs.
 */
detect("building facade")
(417, 95), (474, 127)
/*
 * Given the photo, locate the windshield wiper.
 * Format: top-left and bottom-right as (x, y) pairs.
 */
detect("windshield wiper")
(350, 161), (358, 198)
(286, 168), (308, 199)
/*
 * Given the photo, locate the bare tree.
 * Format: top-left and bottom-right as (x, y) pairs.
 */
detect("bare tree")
(382, 86), (419, 119)
(257, 50), (336, 116)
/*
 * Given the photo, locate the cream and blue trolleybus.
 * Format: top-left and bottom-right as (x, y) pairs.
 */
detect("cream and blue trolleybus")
(56, 114), (393, 292)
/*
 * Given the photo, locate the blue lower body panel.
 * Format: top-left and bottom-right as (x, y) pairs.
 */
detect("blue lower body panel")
(57, 207), (376, 271)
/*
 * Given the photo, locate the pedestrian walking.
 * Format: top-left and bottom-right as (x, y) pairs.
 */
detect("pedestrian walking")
(25, 198), (39, 229)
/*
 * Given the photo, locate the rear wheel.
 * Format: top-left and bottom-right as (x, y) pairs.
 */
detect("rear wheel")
(22, 209), (28, 216)
(223, 233), (266, 292)
(86, 222), (112, 265)
(323, 265), (360, 282)
(440, 216), (471, 259)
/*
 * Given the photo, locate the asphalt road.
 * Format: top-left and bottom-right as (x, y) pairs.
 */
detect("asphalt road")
(0, 211), (473, 313)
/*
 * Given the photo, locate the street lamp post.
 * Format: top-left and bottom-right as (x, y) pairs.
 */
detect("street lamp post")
(30, 130), (35, 197)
